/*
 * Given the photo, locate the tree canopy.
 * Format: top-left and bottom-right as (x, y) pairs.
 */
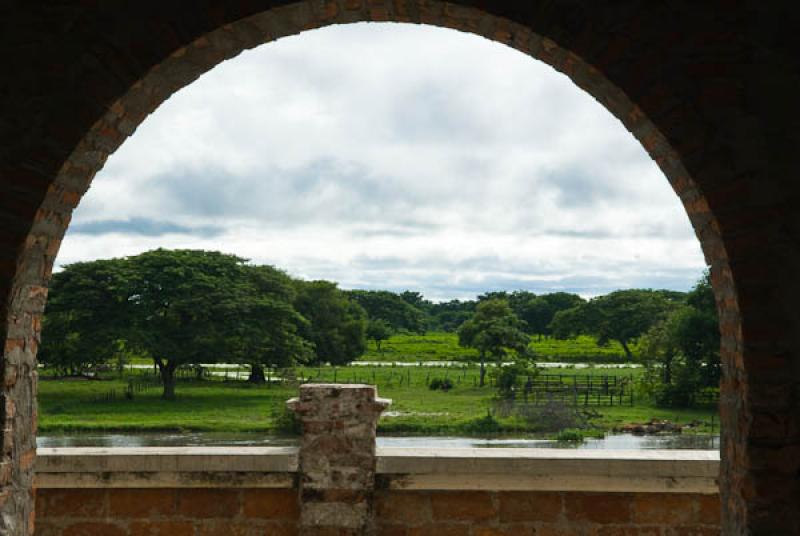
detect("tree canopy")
(639, 273), (720, 406)
(42, 250), (327, 398)
(39, 258), (132, 375)
(457, 298), (530, 386)
(40, 247), (718, 406)
(348, 290), (427, 334)
(549, 289), (676, 359)
(295, 281), (368, 366)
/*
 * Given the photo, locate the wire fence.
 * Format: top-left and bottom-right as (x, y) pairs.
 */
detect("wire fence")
(86, 362), (715, 411)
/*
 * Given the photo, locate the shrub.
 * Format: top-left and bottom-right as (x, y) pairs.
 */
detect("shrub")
(464, 412), (501, 434)
(555, 429), (584, 442)
(428, 377), (454, 391)
(502, 395), (592, 433)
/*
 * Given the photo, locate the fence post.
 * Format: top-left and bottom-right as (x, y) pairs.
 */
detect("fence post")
(288, 384), (390, 535)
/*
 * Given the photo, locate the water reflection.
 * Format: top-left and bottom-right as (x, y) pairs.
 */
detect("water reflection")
(37, 432), (719, 450)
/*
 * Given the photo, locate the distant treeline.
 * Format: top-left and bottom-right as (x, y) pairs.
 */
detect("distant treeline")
(40, 248), (718, 404)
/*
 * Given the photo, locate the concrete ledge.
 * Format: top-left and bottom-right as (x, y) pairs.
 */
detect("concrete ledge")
(376, 448), (720, 494)
(34, 447), (719, 494)
(35, 447), (298, 488)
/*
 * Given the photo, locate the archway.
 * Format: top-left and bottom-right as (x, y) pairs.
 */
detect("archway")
(2, 2), (797, 534)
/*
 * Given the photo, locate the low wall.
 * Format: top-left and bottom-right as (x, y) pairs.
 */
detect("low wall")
(34, 446), (721, 535)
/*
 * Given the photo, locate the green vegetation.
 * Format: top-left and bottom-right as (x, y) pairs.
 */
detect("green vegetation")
(38, 249), (720, 439)
(359, 332), (636, 363)
(39, 362), (717, 437)
(457, 298), (530, 386)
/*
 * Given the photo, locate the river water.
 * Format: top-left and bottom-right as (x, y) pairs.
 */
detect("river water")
(36, 432), (719, 450)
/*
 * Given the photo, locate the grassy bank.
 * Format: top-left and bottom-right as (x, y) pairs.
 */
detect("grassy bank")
(39, 363), (717, 437)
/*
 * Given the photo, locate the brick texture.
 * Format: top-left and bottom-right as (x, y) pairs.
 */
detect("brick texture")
(374, 490), (720, 536)
(36, 488), (298, 535)
(287, 384), (389, 534)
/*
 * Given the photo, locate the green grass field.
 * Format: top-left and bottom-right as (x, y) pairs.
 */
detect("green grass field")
(38, 360), (717, 437)
(360, 332), (638, 363)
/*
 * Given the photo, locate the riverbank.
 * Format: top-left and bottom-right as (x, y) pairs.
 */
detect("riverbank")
(39, 363), (718, 438)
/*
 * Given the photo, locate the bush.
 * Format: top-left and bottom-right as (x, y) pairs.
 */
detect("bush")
(555, 429), (584, 442)
(492, 361), (538, 401)
(500, 395), (592, 433)
(428, 377), (454, 391)
(464, 413), (501, 434)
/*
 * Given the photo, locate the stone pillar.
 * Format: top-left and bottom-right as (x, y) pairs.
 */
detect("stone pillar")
(287, 384), (390, 535)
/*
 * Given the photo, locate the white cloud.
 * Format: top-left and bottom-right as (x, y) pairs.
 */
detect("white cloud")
(60, 22), (706, 300)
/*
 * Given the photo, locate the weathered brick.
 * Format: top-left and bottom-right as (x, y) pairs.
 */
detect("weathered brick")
(592, 526), (665, 536)
(498, 491), (562, 522)
(565, 493), (632, 524)
(38, 489), (107, 517)
(109, 489), (176, 518)
(695, 495), (721, 525)
(375, 491), (431, 525)
(474, 526), (537, 536)
(177, 489), (239, 518)
(62, 522), (126, 536)
(289, 384), (389, 533)
(535, 526), (578, 536)
(241, 488), (299, 520)
(633, 494), (694, 525)
(430, 491), (497, 522)
(407, 524), (469, 536)
(375, 526), (408, 536)
(128, 520), (194, 536)
(669, 527), (720, 536)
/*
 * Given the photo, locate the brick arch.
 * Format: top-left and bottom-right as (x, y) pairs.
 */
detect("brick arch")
(1, 2), (797, 534)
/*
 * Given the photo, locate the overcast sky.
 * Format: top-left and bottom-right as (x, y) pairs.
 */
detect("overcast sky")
(58, 23), (706, 302)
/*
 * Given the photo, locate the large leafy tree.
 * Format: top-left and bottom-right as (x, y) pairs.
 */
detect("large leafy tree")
(39, 258), (132, 376)
(518, 292), (585, 339)
(399, 290), (431, 311)
(125, 249), (251, 399)
(41, 249), (320, 397)
(295, 281), (367, 365)
(640, 273), (720, 406)
(428, 299), (476, 332)
(223, 265), (314, 383)
(366, 318), (393, 354)
(550, 289), (675, 359)
(457, 298), (530, 387)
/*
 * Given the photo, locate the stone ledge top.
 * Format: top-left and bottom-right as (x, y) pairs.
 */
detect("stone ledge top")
(35, 446), (720, 493)
(36, 446), (299, 473)
(377, 447), (720, 461)
(376, 448), (719, 494)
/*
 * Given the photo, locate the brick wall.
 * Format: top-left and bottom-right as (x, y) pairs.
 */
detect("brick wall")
(375, 490), (720, 536)
(35, 488), (298, 536)
(33, 488), (720, 535)
(33, 408), (721, 535)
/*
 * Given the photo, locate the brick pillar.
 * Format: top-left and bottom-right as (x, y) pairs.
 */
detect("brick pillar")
(287, 383), (390, 535)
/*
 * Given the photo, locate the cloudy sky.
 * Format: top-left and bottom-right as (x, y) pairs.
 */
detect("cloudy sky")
(58, 23), (706, 302)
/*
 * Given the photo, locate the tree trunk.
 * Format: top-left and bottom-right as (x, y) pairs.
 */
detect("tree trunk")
(479, 352), (486, 387)
(620, 339), (633, 360)
(664, 354), (673, 385)
(248, 364), (266, 384)
(376, 340), (383, 354)
(157, 360), (177, 400)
